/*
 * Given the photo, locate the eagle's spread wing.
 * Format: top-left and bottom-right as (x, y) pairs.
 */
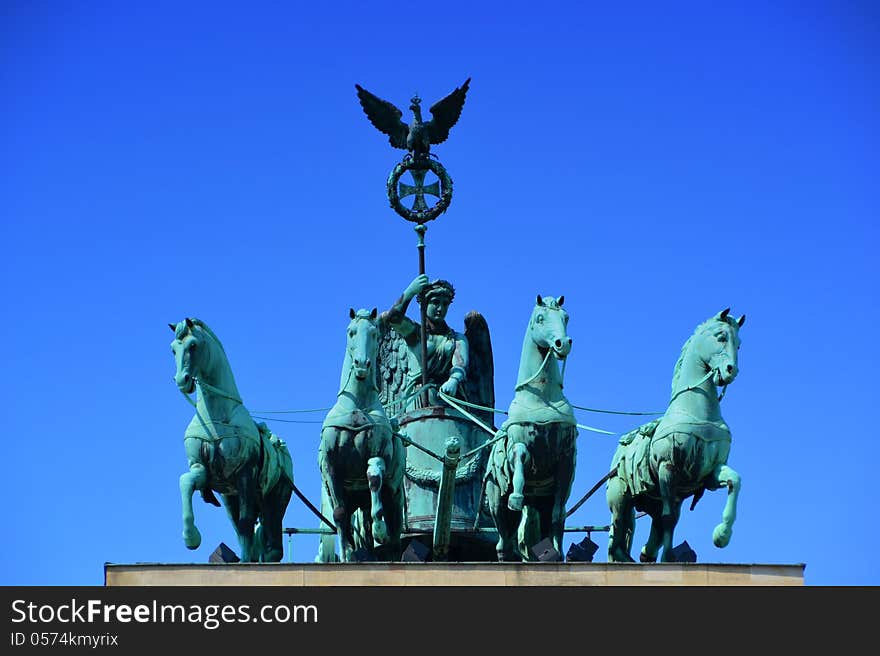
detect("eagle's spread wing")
(355, 84), (409, 150)
(427, 78), (471, 145)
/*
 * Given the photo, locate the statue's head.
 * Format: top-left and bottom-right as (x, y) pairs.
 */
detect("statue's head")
(410, 94), (422, 112)
(418, 279), (455, 305)
(418, 280), (455, 323)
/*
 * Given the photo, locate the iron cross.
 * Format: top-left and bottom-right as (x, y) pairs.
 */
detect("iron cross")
(398, 168), (441, 213)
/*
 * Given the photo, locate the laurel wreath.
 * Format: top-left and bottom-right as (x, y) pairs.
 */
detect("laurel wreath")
(386, 157), (454, 224)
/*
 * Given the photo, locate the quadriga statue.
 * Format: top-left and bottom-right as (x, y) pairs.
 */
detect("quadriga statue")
(169, 318), (293, 562)
(606, 308), (745, 562)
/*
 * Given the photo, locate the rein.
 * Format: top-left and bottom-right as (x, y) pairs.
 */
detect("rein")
(512, 343), (612, 434)
(566, 367), (731, 521)
(196, 378), (243, 404)
(174, 353), (338, 536)
(515, 347), (554, 391)
(177, 377), (246, 441)
(670, 367), (728, 403)
(180, 388), (198, 409)
(178, 378), (243, 408)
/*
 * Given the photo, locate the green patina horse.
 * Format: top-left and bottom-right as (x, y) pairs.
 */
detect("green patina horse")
(485, 295), (577, 561)
(606, 308), (745, 563)
(170, 318), (293, 562)
(317, 308), (405, 562)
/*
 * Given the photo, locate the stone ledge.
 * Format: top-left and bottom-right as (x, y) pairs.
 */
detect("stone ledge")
(104, 562), (804, 586)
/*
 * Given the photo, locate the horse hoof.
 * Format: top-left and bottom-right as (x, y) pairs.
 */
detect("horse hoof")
(608, 548), (635, 563)
(639, 551), (656, 563)
(713, 523), (732, 548)
(508, 494), (524, 511)
(373, 519), (389, 544)
(263, 549), (283, 563)
(183, 527), (202, 550)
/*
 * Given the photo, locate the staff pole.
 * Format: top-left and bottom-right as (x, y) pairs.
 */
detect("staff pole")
(415, 224), (429, 406)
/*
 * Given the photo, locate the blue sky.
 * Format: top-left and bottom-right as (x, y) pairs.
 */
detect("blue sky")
(1, 1), (876, 585)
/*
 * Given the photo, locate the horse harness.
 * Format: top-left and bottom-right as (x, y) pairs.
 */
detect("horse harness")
(179, 378), (267, 471)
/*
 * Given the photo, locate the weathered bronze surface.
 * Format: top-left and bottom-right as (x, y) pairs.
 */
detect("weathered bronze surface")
(378, 274), (497, 559)
(170, 318), (293, 562)
(316, 309), (405, 563)
(606, 309), (745, 563)
(356, 78), (469, 224)
(166, 82), (752, 568)
(485, 296), (577, 561)
(355, 78), (470, 160)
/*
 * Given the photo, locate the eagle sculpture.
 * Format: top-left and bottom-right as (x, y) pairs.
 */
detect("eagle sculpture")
(355, 78), (471, 159)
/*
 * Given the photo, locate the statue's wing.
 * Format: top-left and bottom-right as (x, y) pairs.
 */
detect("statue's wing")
(463, 310), (495, 429)
(377, 311), (412, 417)
(427, 77), (471, 145)
(355, 84), (409, 149)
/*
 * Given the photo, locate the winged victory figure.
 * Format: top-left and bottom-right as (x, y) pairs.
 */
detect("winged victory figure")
(355, 78), (471, 160)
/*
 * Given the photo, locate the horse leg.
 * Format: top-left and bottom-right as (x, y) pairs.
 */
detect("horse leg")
(606, 476), (635, 562)
(657, 461), (677, 537)
(659, 502), (682, 562)
(552, 447), (576, 554)
(334, 507), (356, 562)
(315, 485), (338, 563)
(384, 438), (406, 561)
(380, 485), (403, 561)
(486, 479), (518, 561)
(179, 462), (207, 549)
(657, 461), (680, 561)
(516, 504), (542, 561)
(259, 481), (292, 562)
(220, 492), (241, 556)
(709, 464), (741, 548)
(318, 431), (353, 560)
(507, 442), (530, 512)
(500, 504), (522, 561)
(235, 471), (259, 562)
(640, 504), (663, 563)
(366, 457), (388, 545)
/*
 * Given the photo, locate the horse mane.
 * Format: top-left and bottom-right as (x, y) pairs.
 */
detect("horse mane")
(175, 318), (225, 353)
(175, 318), (230, 374)
(670, 314), (739, 397)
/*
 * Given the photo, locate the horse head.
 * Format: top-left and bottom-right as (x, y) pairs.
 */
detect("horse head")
(530, 295), (572, 360)
(169, 317), (205, 394)
(344, 308), (380, 390)
(698, 308), (745, 387)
